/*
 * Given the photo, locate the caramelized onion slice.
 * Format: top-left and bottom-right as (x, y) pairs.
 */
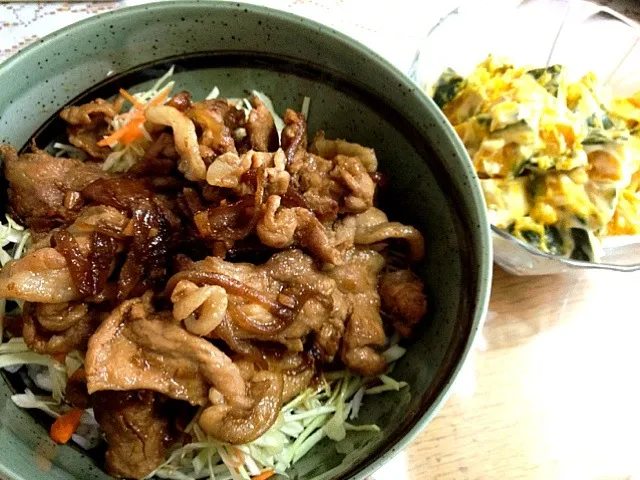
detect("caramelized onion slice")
(165, 270), (295, 326)
(228, 302), (286, 335)
(194, 196), (257, 242)
(52, 230), (116, 297)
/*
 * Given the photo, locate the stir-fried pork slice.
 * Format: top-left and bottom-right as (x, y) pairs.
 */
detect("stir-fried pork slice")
(330, 154), (375, 213)
(93, 390), (177, 480)
(354, 207), (425, 261)
(23, 301), (101, 354)
(129, 132), (178, 176)
(282, 367), (314, 402)
(206, 152), (252, 189)
(66, 367), (89, 409)
(35, 205), (129, 251)
(80, 178), (183, 300)
(310, 131), (378, 172)
(288, 152), (340, 222)
(200, 98), (244, 130)
(328, 248), (387, 376)
(184, 249), (387, 369)
(60, 98), (121, 126)
(340, 294), (387, 377)
(224, 247), (384, 369)
(67, 126), (110, 160)
(199, 369), (283, 444)
(0, 247), (79, 303)
(257, 195), (344, 264)
(246, 96), (279, 152)
(185, 250), (346, 353)
(283, 130), (378, 221)
(86, 294), (248, 407)
(265, 352), (314, 402)
(263, 250), (348, 348)
(33, 301), (91, 332)
(0, 205), (129, 304)
(205, 149), (290, 198)
(167, 91), (193, 111)
(182, 246), (391, 372)
(145, 105), (206, 181)
(288, 150), (376, 220)
(380, 269), (427, 337)
(187, 100), (238, 156)
(28, 205), (128, 259)
(60, 98), (123, 159)
(1, 145), (110, 230)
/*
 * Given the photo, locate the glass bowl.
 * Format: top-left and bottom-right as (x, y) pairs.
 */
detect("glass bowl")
(413, 0), (640, 275)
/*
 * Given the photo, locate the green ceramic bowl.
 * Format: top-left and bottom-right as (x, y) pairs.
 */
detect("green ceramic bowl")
(0, 2), (491, 479)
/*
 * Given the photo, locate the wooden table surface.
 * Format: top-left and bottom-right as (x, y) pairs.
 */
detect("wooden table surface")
(401, 266), (640, 479)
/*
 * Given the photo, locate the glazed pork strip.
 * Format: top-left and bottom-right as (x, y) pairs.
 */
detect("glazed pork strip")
(0, 145), (110, 231)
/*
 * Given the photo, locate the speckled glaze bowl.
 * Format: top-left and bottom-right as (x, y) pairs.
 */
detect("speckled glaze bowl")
(0, 2), (491, 479)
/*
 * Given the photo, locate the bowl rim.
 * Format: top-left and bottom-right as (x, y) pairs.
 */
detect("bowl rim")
(491, 225), (640, 273)
(0, 2), (493, 479)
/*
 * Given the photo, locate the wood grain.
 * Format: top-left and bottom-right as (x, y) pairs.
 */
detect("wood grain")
(401, 266), (640, 480)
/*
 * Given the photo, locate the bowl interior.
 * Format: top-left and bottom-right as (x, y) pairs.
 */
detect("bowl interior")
(0, 3), (491, 479)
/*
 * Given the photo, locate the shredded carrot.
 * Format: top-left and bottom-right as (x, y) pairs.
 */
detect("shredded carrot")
(118, 88), (144, 109)
(225, 447), (245, 468)
(232, 449), (245, 464)
(97, 87), (169, 148)
(148, 88), (170, 107)
(96, 126), (128, 147)
(50, 408), (83, 444)
(252, 469), (275, 480)
(96, 113), (145, 147)
(119, 117), (146, 144)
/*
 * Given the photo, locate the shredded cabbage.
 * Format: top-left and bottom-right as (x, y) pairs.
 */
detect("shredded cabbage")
(0, 216), (31, 347)
(0, 214), (30, 267)
(72, 409), (102, 450)
(100, 66), (176, 172)
(53, 142), (88, 160)
(206, 86), (220, 100)
(382, 344), (406, 363)
(0, 351), (52, 369)
(0, 215), (31, 347)
(0, 213), (31, 341)
(149, 356), (407, 480)
(65, 350), (85, 377)
(11, 389), (65, 418)
(0, 338), (69, 400)
(301, 96), (311, 119)
(0, 339), (100, 450)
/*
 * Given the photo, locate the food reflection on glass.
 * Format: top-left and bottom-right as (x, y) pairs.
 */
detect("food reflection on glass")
(0, 69), (428, 480)
(431, 55), (640, 262)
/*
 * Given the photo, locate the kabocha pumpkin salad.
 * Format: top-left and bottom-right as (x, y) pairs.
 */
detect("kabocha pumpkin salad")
(432, 55), (640, 261)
